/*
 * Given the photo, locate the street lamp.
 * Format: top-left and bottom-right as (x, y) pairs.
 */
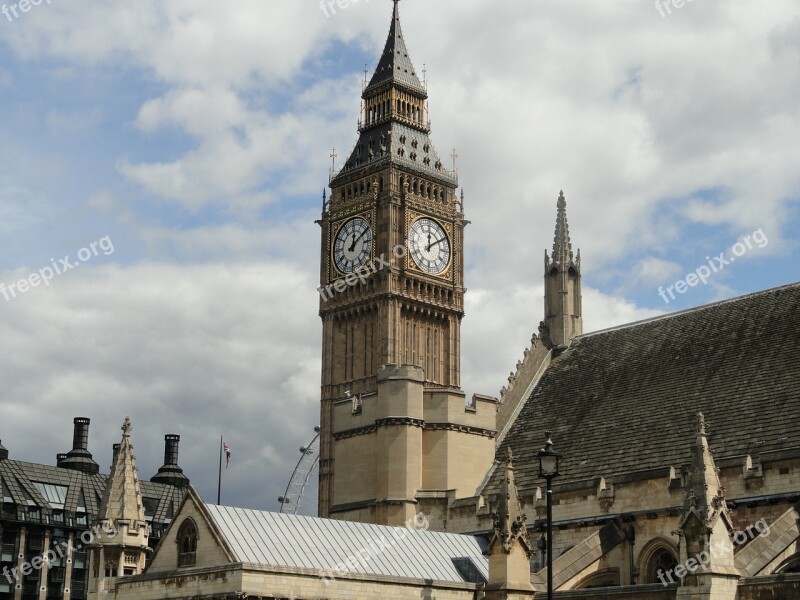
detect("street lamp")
(537, 431), (561, 600)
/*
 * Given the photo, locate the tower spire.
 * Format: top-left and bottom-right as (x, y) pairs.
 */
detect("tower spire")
(541, 191), (583, 349)
(364, 0), (426, 96)
(97, 417), (146, 526)
(551, 190), (575, 266)
(330, 0), (455, 189)
(88, 418), (150, 599)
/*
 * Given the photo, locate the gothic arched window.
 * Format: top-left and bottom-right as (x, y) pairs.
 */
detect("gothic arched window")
(639, 539), (679, 585)
(176, 518), (198, 567)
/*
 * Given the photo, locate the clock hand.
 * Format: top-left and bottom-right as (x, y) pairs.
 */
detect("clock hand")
(348, 229), (369, 252)
(428, 237), (447, 250)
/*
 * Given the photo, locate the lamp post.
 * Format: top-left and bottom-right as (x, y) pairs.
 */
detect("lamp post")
(537, 431), (561, 600)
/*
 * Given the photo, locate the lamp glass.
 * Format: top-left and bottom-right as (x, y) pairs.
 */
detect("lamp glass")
(539, 454), (558, 477)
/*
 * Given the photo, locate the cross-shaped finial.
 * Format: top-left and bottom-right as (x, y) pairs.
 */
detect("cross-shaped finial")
(451, 148), (458, 171)
(330, 147), (338, 172)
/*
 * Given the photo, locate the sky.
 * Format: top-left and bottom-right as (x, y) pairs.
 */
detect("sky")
(0, 0), (798, 516)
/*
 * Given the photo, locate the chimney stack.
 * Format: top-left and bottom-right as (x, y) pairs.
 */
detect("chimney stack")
(0, 439), (8, 461)
(73, 417), (90, 451)
(150, 434), (190, 487)
(58, 417), (100, 474)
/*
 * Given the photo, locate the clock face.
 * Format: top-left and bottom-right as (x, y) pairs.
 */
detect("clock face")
(408, 217), (451, 275)
(333, 217), (373, 274)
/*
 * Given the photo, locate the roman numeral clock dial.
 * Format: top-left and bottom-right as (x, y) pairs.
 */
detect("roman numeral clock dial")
(333, 217), (373, 274)
(409, 217), (451, 275)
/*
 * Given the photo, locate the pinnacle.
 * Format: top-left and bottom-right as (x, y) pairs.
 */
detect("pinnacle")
(97, 417), (146, 525)
(552, 191), (575, 266)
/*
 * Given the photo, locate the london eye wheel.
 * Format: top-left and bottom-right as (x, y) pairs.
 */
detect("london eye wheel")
(278, 426), (320, 515)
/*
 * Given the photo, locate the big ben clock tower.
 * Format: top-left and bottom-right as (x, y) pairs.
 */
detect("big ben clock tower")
(317, 1), (494, 525)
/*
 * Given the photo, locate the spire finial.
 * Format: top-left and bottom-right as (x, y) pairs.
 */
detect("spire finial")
(552, 190), (574, 264)
(697, 412), (706, 435)
(122, 417), (132, 436)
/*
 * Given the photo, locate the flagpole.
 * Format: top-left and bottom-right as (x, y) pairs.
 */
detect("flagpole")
(217, 435), (223, 505)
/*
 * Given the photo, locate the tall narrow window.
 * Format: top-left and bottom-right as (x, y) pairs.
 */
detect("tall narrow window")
(176, 519), (198, 568)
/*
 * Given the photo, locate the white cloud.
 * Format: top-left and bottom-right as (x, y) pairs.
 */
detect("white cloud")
(634, 257), (683, 286)
(0, 261), (321, 510)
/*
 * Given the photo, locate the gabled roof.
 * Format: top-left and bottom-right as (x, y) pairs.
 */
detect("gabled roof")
(204, 504), (489, 584)
(488, 282), (800, 496)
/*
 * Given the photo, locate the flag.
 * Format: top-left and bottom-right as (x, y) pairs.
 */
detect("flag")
(223, 442), (231, 468)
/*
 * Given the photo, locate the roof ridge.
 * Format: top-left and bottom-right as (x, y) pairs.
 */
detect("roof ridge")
(578, 280), (800, 340)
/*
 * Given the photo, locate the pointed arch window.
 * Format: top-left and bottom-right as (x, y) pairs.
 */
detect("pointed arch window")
(176, 518), (198, 567)
(639, 538), (678, 585)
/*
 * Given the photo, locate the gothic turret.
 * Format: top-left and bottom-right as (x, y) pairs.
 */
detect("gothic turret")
(486, 449), (534, 592)
(88, 418), (150, 600)
(675, 413), (739, 599)
(541, 191), (582, 349)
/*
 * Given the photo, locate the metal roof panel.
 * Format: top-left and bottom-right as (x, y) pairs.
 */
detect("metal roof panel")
(204, 504), (487, 584)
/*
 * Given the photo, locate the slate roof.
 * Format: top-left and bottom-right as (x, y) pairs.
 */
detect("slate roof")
(0, 458), (185, 526)
(364, 0), (426, 96)
(487, 282), (800, 496)
(330, 1), (457, 188)
(333, 121), (457, 187)
(205, 504), (488, 584)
